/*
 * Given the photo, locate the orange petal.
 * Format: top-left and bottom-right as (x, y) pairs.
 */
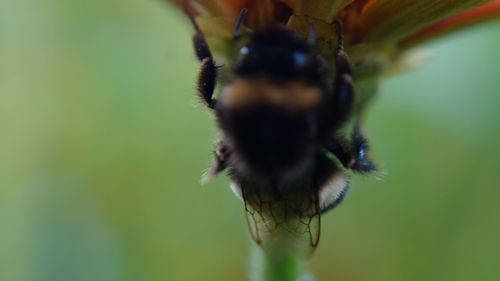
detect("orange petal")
(292, 0), (356, 22)
(168, 1), (362, 28)
(401, 0), (500, 48)
(168, 0), (249, 19)
(356, 0), (492, 44)
(167, 0), (290, 28)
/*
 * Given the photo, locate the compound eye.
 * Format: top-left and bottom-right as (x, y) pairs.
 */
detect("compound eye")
(240, 46), (250, 55)
(293, 52), (308, 67)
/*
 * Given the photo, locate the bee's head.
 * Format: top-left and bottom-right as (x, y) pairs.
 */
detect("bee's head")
(232, 26), (328, 84)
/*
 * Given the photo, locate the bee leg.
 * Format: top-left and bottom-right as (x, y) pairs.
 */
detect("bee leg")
(196, 56), (217, 109)
(324, 136), (351, 168)
(326, 21), (375, 173)
(307, 23), (316, 46)
(325, 124), (376, 174)
(232, 8), (249, 38)
(203, 141), (230, 182)
(184, 6), (218, 109)
(330, 20), (355, 125)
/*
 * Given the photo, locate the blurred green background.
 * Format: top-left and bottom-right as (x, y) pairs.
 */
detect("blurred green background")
(1, 1), (500, 281)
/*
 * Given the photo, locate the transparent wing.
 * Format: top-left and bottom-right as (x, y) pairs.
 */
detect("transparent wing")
(242, 189), (321, 259)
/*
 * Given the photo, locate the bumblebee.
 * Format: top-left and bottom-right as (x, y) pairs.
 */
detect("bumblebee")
(185, 7), (376, 255)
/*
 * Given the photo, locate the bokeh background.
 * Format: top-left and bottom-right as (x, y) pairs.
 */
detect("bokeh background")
(1, 1), (500, 281)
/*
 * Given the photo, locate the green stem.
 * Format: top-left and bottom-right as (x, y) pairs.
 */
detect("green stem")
(250, 242), (315, 281)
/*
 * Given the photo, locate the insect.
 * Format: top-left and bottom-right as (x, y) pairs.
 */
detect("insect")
(184, 5), (376, 255)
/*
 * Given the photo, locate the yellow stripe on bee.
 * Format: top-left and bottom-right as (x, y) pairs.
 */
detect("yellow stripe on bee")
(220, 79), (322, 109)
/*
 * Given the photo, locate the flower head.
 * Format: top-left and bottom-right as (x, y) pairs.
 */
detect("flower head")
(170, 0), (500, 78)
(166, 0), (500, 259)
